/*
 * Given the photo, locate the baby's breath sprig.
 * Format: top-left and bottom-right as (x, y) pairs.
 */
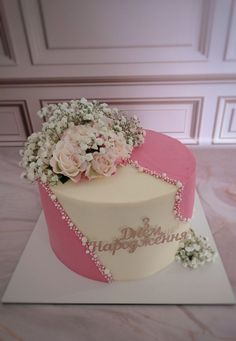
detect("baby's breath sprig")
(175, 228), (217, 269)
(101, 106), (145, 147)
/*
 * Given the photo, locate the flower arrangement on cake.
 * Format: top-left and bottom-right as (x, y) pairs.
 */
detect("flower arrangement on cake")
(19, 98), (145, 185)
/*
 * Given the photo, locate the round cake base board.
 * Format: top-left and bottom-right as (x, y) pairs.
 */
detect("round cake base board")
(2, 192), (235, 304)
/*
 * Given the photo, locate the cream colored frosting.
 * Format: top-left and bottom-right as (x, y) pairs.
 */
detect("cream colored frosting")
(52, 165), (189, 280)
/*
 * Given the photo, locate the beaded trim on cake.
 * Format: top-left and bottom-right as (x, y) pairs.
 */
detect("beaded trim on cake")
(127, 160), (190, 223)
(39, 181), (113, 283)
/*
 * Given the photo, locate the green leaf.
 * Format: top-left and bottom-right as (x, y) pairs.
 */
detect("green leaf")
(59, 174), (70, 184)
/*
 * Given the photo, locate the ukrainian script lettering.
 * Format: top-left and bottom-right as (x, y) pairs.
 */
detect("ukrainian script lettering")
(89, 217), (187, 255)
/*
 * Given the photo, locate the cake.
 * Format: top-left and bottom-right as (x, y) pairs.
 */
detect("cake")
(20, 98), (215, 283)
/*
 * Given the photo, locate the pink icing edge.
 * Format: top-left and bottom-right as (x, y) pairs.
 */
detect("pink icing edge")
(38, 181), (113, 283)
(130, 130), (196, 220)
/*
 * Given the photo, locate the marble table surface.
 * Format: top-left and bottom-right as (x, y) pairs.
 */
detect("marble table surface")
(0, 146), (236, 341)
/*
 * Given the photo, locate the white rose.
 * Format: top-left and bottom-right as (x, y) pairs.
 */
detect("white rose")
(50, 140), (87, 182)
(112, 135), (130, 160)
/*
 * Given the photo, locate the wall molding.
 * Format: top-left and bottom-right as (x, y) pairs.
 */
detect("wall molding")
(224, 0), (236, 62)
(198, 0), (215, 57)
(0, 0), (16, 65)
(1, 74), (236, 87)
(0, 100), (33, 146)
(213, 96), (236, 144)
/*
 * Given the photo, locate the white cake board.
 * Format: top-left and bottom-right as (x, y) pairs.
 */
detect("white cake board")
(2, 193), (235, 304)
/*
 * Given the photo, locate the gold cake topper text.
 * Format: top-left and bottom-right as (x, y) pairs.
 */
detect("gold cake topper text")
(89, 217), (187, 255)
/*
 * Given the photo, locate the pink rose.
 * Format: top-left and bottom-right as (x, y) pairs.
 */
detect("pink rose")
(89, 152), (117, 179)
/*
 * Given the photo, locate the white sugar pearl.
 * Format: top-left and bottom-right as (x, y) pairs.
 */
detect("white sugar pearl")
(104, 268), (110, 275)
(176, 181), (183, 188)
(81, 237), (87, 244)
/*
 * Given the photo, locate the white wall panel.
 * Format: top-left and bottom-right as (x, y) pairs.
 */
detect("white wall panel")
(20, 0), (213, 65)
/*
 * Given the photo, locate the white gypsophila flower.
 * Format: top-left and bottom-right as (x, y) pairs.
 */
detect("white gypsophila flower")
(193, 243), (200, 251)
(41, 174), (47, 183)
(85, 153), (93, 162)
(84, 114), (94, 121)
(96, 138), (103, 146)
(80, 97), (88, 105)
(175, 255), (181, 262)
(175, 228), (216, 269)
(27, 170), (35, 182)
(102, 107), (111, 114)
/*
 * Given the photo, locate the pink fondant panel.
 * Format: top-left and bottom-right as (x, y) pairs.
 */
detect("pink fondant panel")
(131, 130), (196, 219)
(38, 183), (108, 282)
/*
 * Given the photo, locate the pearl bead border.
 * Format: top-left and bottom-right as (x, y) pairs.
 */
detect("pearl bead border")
(39, 181), (113, 283)
(127, 159), (191, 223)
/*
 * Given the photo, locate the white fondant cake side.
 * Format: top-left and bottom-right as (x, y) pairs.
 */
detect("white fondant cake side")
(51, 165), (189, 281)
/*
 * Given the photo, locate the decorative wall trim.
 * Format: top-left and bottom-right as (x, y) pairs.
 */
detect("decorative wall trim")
(229, 108), (236, 132)
(224, 0), (236, 62)
(0, 100), (33, 146)
(198, 0), (215, 57)
(0, 0), (16, 65)
(20, 0), (214, 65)
(40, 97), (203, 144)
(213, 96), (236, 144)
(1, 74), (236, 87)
